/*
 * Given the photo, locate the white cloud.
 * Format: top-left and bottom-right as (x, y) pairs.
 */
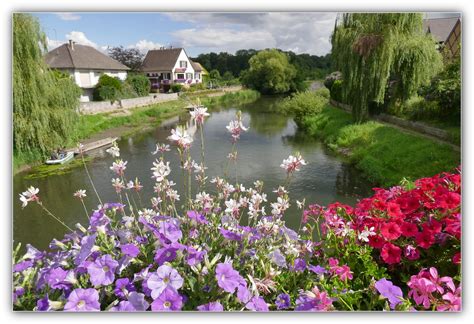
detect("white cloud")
(46, 37), (63, 50)
(65, 31), (98, 48)
(128, 40), (163, 54)
(54, 12), (81, 21)
(166, 12), (336, 55)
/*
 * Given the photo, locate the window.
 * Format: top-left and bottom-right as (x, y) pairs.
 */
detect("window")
(176, 73), (185, 79)
(194, 73), (201, 80)
(179, 61), (187, 68)
(186, 73), (193, 79)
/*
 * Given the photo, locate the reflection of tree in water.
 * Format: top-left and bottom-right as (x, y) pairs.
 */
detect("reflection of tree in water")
(335, 163), (374, 199)
(240, 96), (290, 136)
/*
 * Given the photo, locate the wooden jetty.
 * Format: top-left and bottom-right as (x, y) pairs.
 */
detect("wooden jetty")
(69, 137), (119, 154)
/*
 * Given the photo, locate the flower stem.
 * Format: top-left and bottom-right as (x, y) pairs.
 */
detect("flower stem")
(38, 202), (73, 232)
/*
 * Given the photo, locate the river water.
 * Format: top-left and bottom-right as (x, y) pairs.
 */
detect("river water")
(13, 96), (375, 250)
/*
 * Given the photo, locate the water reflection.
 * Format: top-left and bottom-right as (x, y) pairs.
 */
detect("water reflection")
(13, 96), (375, 250)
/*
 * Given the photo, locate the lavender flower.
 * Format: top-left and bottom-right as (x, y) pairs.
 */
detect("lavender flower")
(13, 260), (33, 272)
(157, 220), (182, 244)
(197, 301), (224, 311)
(268, 249), (287, 268)
(215, 263), (244, 294)
(150, 288), (183, 311)
(64, 288), (100, 311)
(187, 210), (209, 225)
(375, 278), (404, 309)
(110, 301), (136, 312)
(220, 228), (243, 241)
(147, 265), (184, 299)
(46, 267), (70, 290)
(87, 254), (119, 287)
(292, 258), (307, 272)
(186, 246), (206, 266)
(308, 265), (327, 275)
(154, 245), (179, 265)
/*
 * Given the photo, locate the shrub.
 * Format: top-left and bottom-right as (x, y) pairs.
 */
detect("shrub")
(315, 87), (330, 99)
(93, 85), (120, 102)
(171, 83), (183, 93)
(93, 74), (123, 101)
(119, 82), (138, 99)
(396, 95), (441, 120)
(279, 91), (328, 126)
(126, 74), (150, 97)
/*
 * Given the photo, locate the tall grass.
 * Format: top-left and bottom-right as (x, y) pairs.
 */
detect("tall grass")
(300, 105), (460, 186)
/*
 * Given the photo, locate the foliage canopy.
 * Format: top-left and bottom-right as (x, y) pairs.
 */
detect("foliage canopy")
(13, 13), (81, 156)
(331, 13), (442, 122)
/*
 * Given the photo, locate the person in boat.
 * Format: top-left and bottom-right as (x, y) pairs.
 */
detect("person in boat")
(50, 150), (59, 160)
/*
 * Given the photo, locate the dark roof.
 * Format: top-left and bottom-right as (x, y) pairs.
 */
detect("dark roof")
(423, 18), (460, 43)
(140, 48), (183, 72)
(44, 43), (130, 71)
(190, 60), (203, 72)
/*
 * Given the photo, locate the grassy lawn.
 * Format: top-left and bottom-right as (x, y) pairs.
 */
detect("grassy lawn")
(300, 104), (460, 187)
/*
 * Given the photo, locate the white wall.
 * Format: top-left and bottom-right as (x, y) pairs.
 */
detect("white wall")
(172, 49), (196, 83)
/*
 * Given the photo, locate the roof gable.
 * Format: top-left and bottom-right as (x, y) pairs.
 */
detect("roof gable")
(423, 18), (460, 43)
(140, 48), (184, 72)
(44, 43), (130, 71)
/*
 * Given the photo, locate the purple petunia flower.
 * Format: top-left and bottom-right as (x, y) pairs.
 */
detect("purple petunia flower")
(13, 260), (33, 272)
(375, 278), (404, 309)
(150, 288), (183, 311)
(292, 258), (307, 272)
(23, 244), (44, 261)
(13, 287), (25, 304)
(87, 254), (119, 287)
(121, 244), (140, 258)
(186, 246), (206, 266)
(46, 267), (70, 290)
(246, 296), (269, 311)
(187, 210), (209, 225)
(64, 288), (100, 311)
(308, 265), (327, 275)
(110, 301), (136, 312)
(154, 245), (180, 265)
(275, 293), (291, 310)
(128, 292), (150, 311)
(237, 283), (251, 304)
(268, 249), (287, 268)
(114, 278), (136, 299)
(197, 301), (224, 311)
(147, 265), (184, 299)
(74, 233), (97, 266)
(157, 220), (182, 244)
(215, 263), (244, 294)
(220, 228), (242, 241)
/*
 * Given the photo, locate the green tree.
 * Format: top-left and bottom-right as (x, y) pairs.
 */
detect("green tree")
(209, 69), (221, 80)
(126, 73), (151, 97)
(241, 49), (298, 94)
(13, 13), (81, 158)
(332, 13), (442, 122)
(108, 46), (144, 71)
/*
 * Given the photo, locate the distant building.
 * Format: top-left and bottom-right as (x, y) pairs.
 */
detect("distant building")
(140, 47), (203, 92)
(423, 17), (461, 59)
(45, 40), (130, 102)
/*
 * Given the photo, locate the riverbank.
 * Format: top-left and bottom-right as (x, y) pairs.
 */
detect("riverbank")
(13, 89), (260, 174)
(299, 104), (460, 187)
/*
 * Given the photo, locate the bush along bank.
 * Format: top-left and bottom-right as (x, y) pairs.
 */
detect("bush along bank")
(298, 104), (460, 187)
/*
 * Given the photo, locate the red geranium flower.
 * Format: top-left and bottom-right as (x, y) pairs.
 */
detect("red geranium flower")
(416, 230), (435, 249)
(381, 242), (401, 264)
(368, 235), (386, 249)
(452, 252), (461, 265)
(400, 222), (418, 237)
(380, 222), (402, 241)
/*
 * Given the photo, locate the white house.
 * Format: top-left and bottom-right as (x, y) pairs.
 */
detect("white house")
(140, 47), (203, 92)
(45, 40), (130, 102)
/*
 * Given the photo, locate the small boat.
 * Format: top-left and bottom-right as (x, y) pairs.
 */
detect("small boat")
(45, 151), (74, 165)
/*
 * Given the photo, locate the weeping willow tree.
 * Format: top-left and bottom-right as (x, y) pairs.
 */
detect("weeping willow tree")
(13, 13), (81, 159)
(331, 13), (442, 123)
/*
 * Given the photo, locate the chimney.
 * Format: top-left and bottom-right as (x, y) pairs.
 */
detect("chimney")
(68, 39), (74, 50)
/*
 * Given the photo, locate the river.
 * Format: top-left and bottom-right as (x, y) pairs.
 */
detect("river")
(13, 96), (375, 250)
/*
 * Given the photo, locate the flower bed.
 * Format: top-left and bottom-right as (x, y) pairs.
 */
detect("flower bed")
(13, 106), (461, 311)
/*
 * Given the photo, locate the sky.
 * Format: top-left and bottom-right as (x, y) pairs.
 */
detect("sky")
(32, 12), (461, 57)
